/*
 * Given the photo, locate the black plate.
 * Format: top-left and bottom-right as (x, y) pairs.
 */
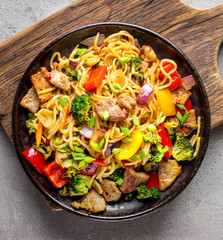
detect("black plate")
(12, 22), (210, 220)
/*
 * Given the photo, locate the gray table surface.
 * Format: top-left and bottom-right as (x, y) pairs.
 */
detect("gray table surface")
(0, 1), (223, 239)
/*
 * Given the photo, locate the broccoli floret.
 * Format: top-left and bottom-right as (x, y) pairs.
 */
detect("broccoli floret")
(131, 57), (142, 73)
(151, 142), (169, 163)
(136, 185), (160, 199)
(33, 141), (52, 160)
(26, 113), (36, 135)
(172, 135), (194, 161)
(71, 94), (92, 125)
(164, 119), (179, 135)
(170, 134), (176, 145)
(143, 124), (161, 144)
(109, 168), (124, 185)
(68, 174), (91, 196)
(60, 186), (69, 198)
(62, 166), (76, 178)
(138, 71), (145, 84)
(62, 64), (77, 81)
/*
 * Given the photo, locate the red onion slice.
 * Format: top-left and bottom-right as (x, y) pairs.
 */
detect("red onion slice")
(182, 75), (196, 90)
(105, 143), (114, 156)
(137, 83), (154, 105)
(79, 122), (94, 139)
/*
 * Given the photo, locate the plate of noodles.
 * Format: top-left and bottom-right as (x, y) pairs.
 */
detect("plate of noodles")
(13, 23), (210, 220)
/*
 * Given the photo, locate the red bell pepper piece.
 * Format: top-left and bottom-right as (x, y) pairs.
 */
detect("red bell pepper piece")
(175, 99), (192, 116)
(43, 160), (70, 188)
(157, 123), (172, 158)
(92, 160), (108, 167)
(81, 162), (98, 176)
(159, 62), (183, 91)
(23, 147), (47, 174)
(84, 66), (107, 90)
(146, 172), (159, 190)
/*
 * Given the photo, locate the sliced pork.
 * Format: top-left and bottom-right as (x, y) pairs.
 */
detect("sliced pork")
(171, 85), (191, 105)
(180, 109), (197, 137)
(20, 86), (40, 113)
(94, 98), (126, 121)
(120, 167), (149, 193)
(158, 159), (182, 191)
(31, 67), (53, 103)
(117, 95), (136, 112)
(101, 179), (122, 202)
(71, 189), (106, 213)
(48, 70), (70, 91)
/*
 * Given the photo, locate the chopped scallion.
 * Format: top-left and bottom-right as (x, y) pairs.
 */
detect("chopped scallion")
(112, 83), (122, 90)
(59, 96), (67, 107)
(55, 137), (60, 144)
(78, 160), (87, 169)
(120, 126), (130, 136)
(133, 116), (140, 127)
(116, 59), (121, 67)
(88, 117), (95, 129)
(76, 48), (87, 57)
(132, 155), (140, 161)
(140, 149), (146, 160)
(103, 85), (109, 91)
(122, 57), (132, 63)
(103, 110), (110, 121)
(116, 178), (124, 185)
(122, 137), (133, 143)
(156, 112), (166, 126)
(74, 146), (84, 153)
(83, 156), (95, 163)
(99, 138), (105, 149)
(90, 140), (101, 152)
(112, 148), (122, 154)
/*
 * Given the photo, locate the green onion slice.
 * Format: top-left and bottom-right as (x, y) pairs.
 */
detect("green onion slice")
(133, 116), (140, 127)
(90, 141), (101, 152)
(112, 83), (122, 90)
(88, 117), (95, 129)
(122, 57), (132, 63)
(120, 126), (130, 136)
(112, 148), (122, 154)
(59, 96), (67, 107)
(140, 149), (146, 160)
(76, 48), (87, 57)
(122, 137), (133, 143)
(116, 60), (121, 67)
(103, 110), (110, 121)
(103, 85), (109, 91)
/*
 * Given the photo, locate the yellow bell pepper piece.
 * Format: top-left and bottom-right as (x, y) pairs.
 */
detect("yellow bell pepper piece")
(114, 129), (143, 163)
(157, 89), (176, 116)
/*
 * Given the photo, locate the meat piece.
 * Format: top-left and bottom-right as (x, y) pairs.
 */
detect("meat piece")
(20, 86), (40, 113)
(117, 95), (136, 112)
(71, 189), (106, 213)
(90, 128), (106, 143)
(94, 98), (126, 121)
(48, 70), (70, 91)
(180, 109), (197, 137)
(140, 61), (149, 73)
(120, 167), (149, 193)
(171, 85), (191, 105)
(158, 159), (182, 191)
(140, 45), (157, 63)
(101, 179), (122, 202)
(55, 151), (71, 165)
(31, 67), (53, 103)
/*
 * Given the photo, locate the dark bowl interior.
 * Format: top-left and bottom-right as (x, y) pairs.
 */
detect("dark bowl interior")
(12, 23), (210, 220)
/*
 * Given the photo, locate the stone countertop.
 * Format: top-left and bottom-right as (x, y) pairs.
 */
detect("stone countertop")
(0, 0), (222, 239)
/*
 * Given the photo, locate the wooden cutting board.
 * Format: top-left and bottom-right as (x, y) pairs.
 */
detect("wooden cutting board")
(0, 0), (222, 211)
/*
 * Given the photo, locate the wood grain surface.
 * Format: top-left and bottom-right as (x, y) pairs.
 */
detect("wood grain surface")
(0, 0), (222, 210)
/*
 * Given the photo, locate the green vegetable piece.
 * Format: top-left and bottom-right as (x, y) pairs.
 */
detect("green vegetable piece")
(120, 126), (130, 136)
(62, 64), (77, 79)
(60, 186), (69, 198)
(136, 185), (160, 199)
(102, 110), (110, 121)
(109, 168), (124, 183)
(122, 137), (133, 143)
(71, 94), (92, 125)
(122, 57), (132, 62)
(156, 112), (166, 126)
(55, 136), (61, 144)
(133, 116), (140, 127)
(26, 113), (36, 135)
(116, 59), (121, 67)
(140, 149), (146, 160)
(103, 85), (109, 91)
(83, 156), (96, 163)
(57, 145), (70, 153)
(90, 140), (101, 152)
(116, 178), (124, 186)
(74, 146), (84, 153)
(88, 117), (95, 129)
(76, 48), (87, 57)
(112, 148), (122, 154)
(172, 135), (194, 161)
(33, 142), (52, 160)
(132, 155), (140, 161)
(61, 159), (73, 168)
(59, 96), (67, 107)
(177, 104), (187, 110)
(112, 83), (122, 90)
(131, 57), (142, 73)
(99, 138), (105, 149)
(62, 167), (77, 178)
(138, 71), (145, 84)
(68, 174), (91, 196)
(151, 143), (168, 163)
(143, 124), (161, 144)
(78, 160), (87, 169)
(77, 70), (82, 81)
(72, 152), (86, 160)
